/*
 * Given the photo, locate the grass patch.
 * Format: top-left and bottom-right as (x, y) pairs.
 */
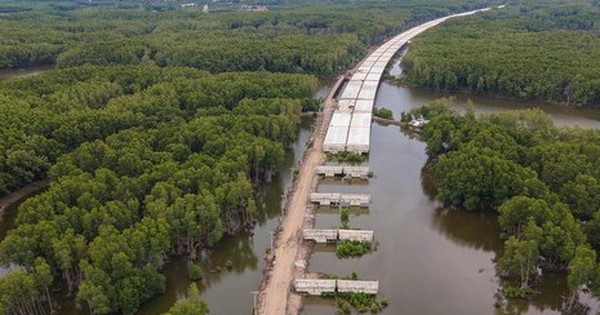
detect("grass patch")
(188, 262), (203, 281)
(336, 240), (372, 258)
(321, 273), (389, 314)
(327, 151), (367, 165)
(340, 207), (350, 229)
(374, 107), (393, 120)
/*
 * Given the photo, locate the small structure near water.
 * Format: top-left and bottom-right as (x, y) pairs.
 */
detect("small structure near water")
(337, 280), (379, 294)
(316, 165), (370, 178)
(338, 229), (374, 242)
(294, 279), (379, 295)
(309, 193), (371, 207)
(303, 229), (338, 243)
(408, 117), (428, 131)
(303, 229), (374, 243)
(294, 279), (337, 295)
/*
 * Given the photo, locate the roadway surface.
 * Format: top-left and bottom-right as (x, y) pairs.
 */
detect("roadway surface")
(255, 6), (500, 315)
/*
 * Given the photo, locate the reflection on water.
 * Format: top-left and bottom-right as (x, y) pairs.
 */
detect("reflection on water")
(136, 117), (315, 315)
(432, 207), (502, 252)
(303, 60), (600, 314)
(380, 59), (600, 128)
(3, 59), (600, 314)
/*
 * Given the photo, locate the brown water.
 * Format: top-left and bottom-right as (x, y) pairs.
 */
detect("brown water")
(133, 117), (316, 315)
(3, 61), (600, 314)
(302, 123), (570, 315)
(385, 59), (600, 128)
(300, 61), (600, 315)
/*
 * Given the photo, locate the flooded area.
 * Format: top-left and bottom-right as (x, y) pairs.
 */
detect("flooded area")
(135, 117), (315, 315)
(301, 59), (600, 315)
(2, 57), (600, 315)
(302, 123), (568, 315)
(385, 60), (600, 128)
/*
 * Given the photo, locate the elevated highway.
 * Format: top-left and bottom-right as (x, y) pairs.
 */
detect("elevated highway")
(323, 6), (497, 154)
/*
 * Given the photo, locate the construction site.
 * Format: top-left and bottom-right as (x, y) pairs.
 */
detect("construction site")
(256, 7), (496, 315)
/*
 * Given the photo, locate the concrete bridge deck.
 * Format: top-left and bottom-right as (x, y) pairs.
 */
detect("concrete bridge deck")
(294, 279), (379, 295)
(316, 165), (370, 178)
(309, 193), (371, 207)
(303, 229), (374, 243)
(257, 6), (502, 315)
(323, 6), (496, 154)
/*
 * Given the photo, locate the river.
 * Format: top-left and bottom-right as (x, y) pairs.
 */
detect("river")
(300, 59), (600, 315)
(2, 61), (600, 314)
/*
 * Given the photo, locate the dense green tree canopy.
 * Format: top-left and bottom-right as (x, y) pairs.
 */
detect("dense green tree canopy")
(0, 0), (498, 74)
(401, 0), (600, 106)
(0, 0), (505, 313)
(0, 67), (318, 314)
(419, 103), (600, 297)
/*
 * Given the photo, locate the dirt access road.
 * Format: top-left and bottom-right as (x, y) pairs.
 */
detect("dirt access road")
(256, 73), (344, 315)
(256, 7), (499, 314)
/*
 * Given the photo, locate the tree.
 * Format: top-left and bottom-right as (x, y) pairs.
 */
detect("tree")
(559, 174), (600, 220)
(498, 196), (550, 239)
(566, 245), (597, 310)
(34, 257), (54, 313)
(435, 146), (536, 210)
(499, 236), (539, 290)
(586, 210), (600, 252)
(163, 284), (209, 315)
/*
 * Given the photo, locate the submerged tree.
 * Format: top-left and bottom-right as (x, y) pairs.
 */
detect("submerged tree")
(163, 284), (209, 315)
(499, 236), (539, 291)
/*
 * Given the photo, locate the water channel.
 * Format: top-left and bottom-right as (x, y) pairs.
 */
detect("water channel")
(301, 61), (600, 315)
(2, 60), (600, 314)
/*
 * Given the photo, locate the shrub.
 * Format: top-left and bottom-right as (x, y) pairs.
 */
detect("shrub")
(189, 262), (203, 281)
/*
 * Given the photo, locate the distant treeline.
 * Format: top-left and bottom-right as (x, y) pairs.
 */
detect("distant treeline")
(0, 0), (499, 75)
(401, 0), (600, 106)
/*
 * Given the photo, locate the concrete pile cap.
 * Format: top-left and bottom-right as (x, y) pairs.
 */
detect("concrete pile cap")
(310, 192), (341, 199)
(295, 279), (336, 287)
(303, 229), (337, 237)
(337, 280), (379, 294)
(338, 229), (375, 242)
(294, 279), (336, 292)
(343, 166), (370, 172)
(316, 165), (344, 172)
